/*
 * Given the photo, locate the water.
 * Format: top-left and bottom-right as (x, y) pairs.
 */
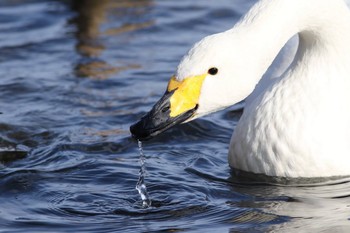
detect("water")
(0, 0), (350, 232)
(135, 140), (151, 207)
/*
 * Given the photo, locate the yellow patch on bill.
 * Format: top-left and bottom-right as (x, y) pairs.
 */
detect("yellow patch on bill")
(167, 76), (182, 92)
(166, 74), (206, 117)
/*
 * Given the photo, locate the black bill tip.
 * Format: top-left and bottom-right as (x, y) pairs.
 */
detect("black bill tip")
(130, 102), (198, 141)
(130, 115), (158, 141)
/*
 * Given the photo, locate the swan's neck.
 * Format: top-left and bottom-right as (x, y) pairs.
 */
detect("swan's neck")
(231, 0), (350, 84)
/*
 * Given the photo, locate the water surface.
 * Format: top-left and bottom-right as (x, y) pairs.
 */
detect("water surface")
(1, 0), (350, 232)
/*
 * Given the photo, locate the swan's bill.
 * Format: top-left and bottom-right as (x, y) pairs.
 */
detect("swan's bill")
(130, 75), (205, 140)
(167, 74), (206, 117)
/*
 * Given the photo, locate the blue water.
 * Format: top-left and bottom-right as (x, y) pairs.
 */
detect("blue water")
(1, 0), (350, 232)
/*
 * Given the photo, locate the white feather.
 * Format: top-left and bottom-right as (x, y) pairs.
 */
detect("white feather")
(176, 0), (350, 177)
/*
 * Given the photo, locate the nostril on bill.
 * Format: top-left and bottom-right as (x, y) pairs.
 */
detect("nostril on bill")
(162, 105), (170, 113)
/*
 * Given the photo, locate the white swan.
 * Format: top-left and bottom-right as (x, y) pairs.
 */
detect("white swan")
(131, 0), (350, 178)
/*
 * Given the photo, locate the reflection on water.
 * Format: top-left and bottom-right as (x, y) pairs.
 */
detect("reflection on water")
(70, 0), (109, 57)
(69, 0), (152, 79)
(1, 0), (350, 232)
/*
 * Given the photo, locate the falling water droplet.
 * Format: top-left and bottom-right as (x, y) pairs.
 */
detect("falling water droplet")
(136, 140), (151, 207)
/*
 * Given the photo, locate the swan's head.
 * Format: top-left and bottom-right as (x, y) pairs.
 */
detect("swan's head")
(131, 31), (256, 140)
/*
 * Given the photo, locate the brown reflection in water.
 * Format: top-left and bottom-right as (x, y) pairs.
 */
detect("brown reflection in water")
(68, 0), (153, 79)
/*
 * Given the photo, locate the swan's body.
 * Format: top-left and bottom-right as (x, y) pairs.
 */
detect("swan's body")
(227, 0), (350, 177)
(131, 0), (350, 178)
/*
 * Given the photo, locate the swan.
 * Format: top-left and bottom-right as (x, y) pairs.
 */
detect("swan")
(130, 0), (350, 178)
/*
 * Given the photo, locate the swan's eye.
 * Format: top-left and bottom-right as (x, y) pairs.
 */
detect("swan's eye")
(208, 67), (218, 75)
